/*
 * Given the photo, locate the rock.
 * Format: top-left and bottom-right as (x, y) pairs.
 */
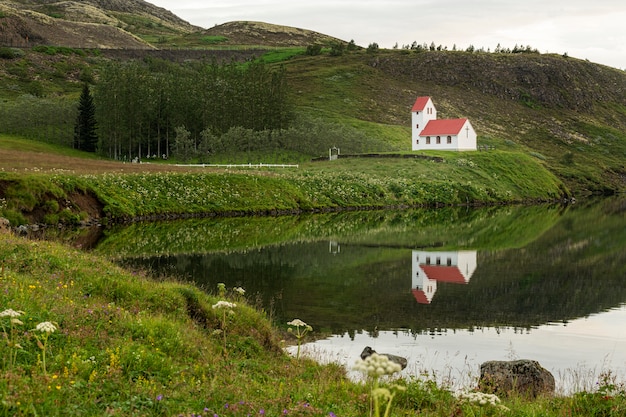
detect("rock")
(479, 359), (555, 398)
(360, 346), (408, 369)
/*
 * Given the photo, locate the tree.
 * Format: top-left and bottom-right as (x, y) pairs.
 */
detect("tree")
(73, 83), (98, 152)
(366, 43), (379, 53)
(172, 126), (195, 162)
(306, 44), (322, 56)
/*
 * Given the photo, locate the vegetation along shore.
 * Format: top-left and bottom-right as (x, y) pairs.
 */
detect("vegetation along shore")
(1, 1), (625, 415)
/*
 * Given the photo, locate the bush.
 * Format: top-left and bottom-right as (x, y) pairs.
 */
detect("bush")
(306, 44), (322, 56)
(367, 43), (379, 53)
(0, 47), (24, 59)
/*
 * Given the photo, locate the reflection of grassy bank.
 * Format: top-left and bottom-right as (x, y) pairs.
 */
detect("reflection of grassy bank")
(95, 203), (563, 258)
(2, 225), (625, 415)
(115, 198), (626, 336)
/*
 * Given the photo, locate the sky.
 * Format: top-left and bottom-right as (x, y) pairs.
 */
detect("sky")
(147, 0), (626, 70)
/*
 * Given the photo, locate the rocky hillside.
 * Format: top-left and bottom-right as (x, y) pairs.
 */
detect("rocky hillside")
(199, 21), (347, 47)
(0, 0), (199, 49)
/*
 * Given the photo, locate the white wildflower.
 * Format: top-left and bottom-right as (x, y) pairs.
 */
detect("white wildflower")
(233, 287), (245, 295)
(456, 390), (509, 410)
(35, 321), (57, 333)
(212, 301), (236, 309)
(0, 309), (24, 318)
(353, 353), (402, 378)
(287, 318), (307, 327)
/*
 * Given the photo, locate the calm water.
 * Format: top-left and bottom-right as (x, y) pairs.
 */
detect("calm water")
(96, 196), (626, 393)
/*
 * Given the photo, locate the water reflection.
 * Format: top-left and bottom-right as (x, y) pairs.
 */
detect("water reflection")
(101, 197), (626, 391)
(412, 250), (476, 304)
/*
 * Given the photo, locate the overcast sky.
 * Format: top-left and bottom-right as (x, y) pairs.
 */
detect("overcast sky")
(148, 0), (626, 70)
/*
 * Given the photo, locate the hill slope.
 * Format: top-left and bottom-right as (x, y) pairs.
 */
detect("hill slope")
(0, 0), (199, 49)
(0, 2), (624, 195)
(197, 21), (347, 47)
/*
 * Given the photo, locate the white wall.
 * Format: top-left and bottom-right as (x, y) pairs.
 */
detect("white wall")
(412, 120), (477, 151)
(411, 98), (437, 149)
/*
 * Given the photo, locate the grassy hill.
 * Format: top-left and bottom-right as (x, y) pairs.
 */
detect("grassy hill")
(0, 3), (625, 197)
(0, 0), (199, 48)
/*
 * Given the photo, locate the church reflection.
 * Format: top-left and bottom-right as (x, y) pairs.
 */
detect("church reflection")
(411, 250), (477, 304)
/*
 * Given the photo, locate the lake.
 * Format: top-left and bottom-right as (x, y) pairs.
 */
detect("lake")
(91, 196), (626, 394)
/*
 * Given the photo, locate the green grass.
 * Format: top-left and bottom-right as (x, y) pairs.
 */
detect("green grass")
(0, 150), (567, 225)
(0, 135), (97, 158)
(0, 147), (567, 225)
(2, 227), (626, 416)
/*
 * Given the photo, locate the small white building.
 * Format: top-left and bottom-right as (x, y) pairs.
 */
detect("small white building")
(411, 250), (477, 304)
(411, 96), (477, 151)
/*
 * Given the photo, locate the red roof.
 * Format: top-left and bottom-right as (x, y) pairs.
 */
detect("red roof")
(411, 289), (430, 304)
(419, 118), (467, 136)
(411, 96), (431, 112)
(420, 265), (467, 284)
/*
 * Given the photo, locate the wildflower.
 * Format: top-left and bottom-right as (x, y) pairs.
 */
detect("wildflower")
(287, 319), (308, 328)
(353, 353), (402, 378)
(287, 319), (313, 360)
(212, 301), (236, 309)
(456, 391), (509, 411)
(33, 321), (58, 375)
(35, 321), (57, 333)
(156, 394), (163, 401)
(0, 308), (24, 318)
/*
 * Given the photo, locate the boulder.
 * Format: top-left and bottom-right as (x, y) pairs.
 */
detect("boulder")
(479, 359), (555, 398)
(360, 346), (408, 369)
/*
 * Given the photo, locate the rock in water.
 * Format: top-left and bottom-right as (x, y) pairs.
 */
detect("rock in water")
(479, 359), (555, 398)
(360, 346), (408, 369)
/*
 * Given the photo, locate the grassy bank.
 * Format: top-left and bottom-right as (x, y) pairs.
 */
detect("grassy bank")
(2, 229), (626, 416)
(0, 146), (567, 226)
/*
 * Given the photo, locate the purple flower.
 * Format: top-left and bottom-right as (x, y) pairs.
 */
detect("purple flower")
(329, 413), (337, 417)
(259, 409), (265, 415)
(156, 394), (163, 401)
(283, 409), (289, 415)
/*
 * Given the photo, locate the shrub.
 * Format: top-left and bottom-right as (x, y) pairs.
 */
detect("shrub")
(306, 44), (322, 56)
(0, 47), (24, 59)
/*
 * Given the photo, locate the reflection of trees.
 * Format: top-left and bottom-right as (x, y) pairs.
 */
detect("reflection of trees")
(99, 202), (564, 258)
(115, 198), (625, 336)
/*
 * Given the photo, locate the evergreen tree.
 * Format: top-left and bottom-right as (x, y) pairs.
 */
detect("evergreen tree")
(74, 83), (98, 152)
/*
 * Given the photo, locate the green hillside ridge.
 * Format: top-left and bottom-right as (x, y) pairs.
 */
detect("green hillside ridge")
(0, 42), (624, 197)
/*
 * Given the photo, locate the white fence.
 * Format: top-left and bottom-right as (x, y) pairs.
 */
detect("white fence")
(174, 163), (299, 169)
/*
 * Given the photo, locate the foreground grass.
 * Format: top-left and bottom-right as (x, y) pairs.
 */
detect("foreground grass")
(2, 230), (626, 416)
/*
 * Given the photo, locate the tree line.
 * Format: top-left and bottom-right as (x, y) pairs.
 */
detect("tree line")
(93, 58), (291, 161)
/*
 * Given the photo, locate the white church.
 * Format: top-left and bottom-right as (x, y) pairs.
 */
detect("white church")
(411, 96), (477, 151)
(411, 250), (477, 304)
